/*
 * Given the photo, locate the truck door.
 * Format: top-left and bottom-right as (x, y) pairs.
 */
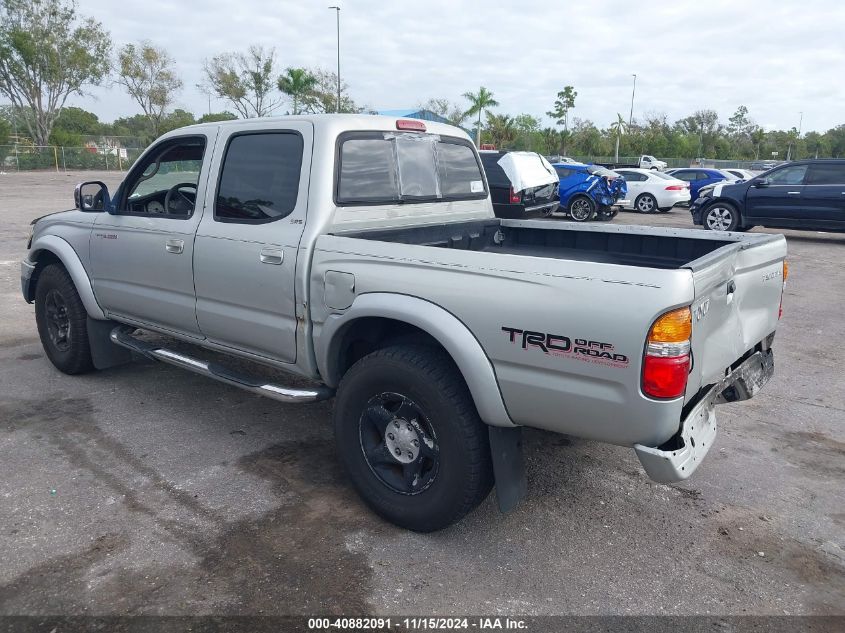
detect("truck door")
(745, 164), (808, 228)
(193, 122), (312, 364)
(89, 133), (216, 336)
(801, 162), (845, 230)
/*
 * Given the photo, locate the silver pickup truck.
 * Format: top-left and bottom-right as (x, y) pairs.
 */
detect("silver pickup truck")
(21, 115), (787, 531)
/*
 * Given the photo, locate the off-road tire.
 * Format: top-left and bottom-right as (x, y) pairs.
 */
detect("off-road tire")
(334, 345), (494, 532)
(34, 264), (95, 375)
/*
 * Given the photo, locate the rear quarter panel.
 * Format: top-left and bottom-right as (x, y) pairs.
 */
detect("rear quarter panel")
(311, 233), (697, 447)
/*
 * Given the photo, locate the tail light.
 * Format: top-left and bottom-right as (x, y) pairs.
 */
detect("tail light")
(665, 185), (686, 191)
(509, 187), (522, 204)
(642, 307), (692, 400)
(779, 260), (788, 319)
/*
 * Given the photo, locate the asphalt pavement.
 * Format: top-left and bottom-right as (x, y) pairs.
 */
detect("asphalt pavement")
(0, 171), (843, 616)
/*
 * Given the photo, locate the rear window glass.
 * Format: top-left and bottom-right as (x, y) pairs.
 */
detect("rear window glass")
(553, 166), (574, 179)
(479, 154), (510, 186)
(337, 132), (486, 204)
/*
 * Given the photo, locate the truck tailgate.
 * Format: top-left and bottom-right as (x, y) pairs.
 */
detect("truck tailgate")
(686, 234), (787, 397)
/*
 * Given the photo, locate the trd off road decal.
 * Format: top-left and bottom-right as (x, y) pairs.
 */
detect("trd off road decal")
(501, 327), (630, 369)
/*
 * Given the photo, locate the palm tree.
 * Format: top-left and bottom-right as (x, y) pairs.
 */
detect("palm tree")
(462, 87), (499, 146)
(277, 67), (317, 115)
(485, 112), (516, 148)
(540, 127), (560, 155)
(610, 113), (628, 163)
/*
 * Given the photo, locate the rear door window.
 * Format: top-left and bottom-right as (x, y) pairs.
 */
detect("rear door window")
(805, 163), (845, 185)
(215, 132), (303, 223)
(337, 132), (486, 204)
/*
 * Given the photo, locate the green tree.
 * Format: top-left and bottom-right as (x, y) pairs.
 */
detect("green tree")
(0, 0), (111, 146)
(462, 86), (499, 146)
(750, 127), (766, 159)
(418, 98), (466, 126)
(610, 113), (628, 162)
(49, 105), (102, 144)
(485, 112), (516, 148)
(539, 127), (560, 155)
(277, 67), (317, 115)
(546, 86), (577, 153)
(158, 109), (195, 135)
(300, 68), (358, 114)
(117, 41), (182, 138)
(197, 111), (238, 124)
(513, 114), (540, 150)
(202, 46), (280, 118)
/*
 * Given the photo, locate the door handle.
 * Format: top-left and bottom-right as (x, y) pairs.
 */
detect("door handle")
(165, 238), (184, 254)
(787, 191), (801, 195)
(259, 248), (284, 265)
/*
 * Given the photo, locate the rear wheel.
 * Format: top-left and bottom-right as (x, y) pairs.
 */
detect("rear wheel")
(34, 264), (94, 374)
(704, 202), (740, 231)
(334, 345), (493, 532)
(635, 193), (658, 213)
(568, 195), (596, 222)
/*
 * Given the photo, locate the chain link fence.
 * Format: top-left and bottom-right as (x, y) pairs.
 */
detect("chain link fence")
(0, 145), (143, 172)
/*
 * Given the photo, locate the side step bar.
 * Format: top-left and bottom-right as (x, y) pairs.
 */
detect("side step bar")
(109, 326), (334, 404)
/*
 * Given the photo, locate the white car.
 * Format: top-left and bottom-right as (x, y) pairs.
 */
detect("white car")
(723, 168), (757, 181)
(615, 168), (691, 213)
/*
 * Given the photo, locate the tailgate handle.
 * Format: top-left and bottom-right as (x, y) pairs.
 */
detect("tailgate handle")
(726, 280), (736, 304)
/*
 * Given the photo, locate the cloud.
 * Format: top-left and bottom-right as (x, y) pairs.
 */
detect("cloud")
(69, 0), (844, 133)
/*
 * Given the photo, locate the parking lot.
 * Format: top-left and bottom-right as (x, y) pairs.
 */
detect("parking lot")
(1, 170), (843, 616)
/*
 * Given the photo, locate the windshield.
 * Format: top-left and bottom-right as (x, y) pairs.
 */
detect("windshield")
(337, 132), (486, 204)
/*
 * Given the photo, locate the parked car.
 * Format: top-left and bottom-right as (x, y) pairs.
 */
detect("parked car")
(723, 168), (758, 181)
(750, 160), (779, 171)
(691, 159), (845, 232)
(479, 150), (559, 218)
(545, 155), (580, 164)
(666, 168), (733, 201)
(614, 168), (690, 213)
(600, 155), (668, 171)
(22, 114), (786, 532)
(552, 163), (628, 221)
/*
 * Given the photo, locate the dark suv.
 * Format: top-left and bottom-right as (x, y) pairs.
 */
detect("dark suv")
(478, 151), (559, 219)
(691, 160), (845, 232)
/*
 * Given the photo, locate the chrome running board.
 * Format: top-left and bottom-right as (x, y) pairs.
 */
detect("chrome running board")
(109, 326), (334, 404)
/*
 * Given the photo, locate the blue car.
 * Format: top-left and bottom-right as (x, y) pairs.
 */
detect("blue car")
(666, 168), (731, 201)
(552, 163), (628, 222)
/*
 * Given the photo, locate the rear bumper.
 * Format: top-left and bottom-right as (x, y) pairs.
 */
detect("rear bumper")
(634, 348), (774, 483)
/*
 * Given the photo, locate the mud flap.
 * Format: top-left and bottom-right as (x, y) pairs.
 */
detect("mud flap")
(86, 318), (133, 370)
(488, 426), (527, 513)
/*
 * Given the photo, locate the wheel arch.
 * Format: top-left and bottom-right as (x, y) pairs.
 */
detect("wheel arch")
(27, 235), (106, 319)
(316, 293), (515, 428)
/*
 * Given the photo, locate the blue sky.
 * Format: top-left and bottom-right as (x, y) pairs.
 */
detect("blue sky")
(68, 0), (845, 133)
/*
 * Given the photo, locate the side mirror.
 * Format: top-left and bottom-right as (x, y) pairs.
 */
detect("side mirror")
(74, 181), (110, 212)
(754, 178), (770, 188)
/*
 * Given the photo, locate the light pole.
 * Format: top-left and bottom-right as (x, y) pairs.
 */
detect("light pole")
(628, 74), (637, 127)
(328, 6), (341, 112)
(787, 111), (803, 161)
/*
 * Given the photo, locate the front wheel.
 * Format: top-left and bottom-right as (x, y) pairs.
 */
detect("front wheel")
(703, 202), (740, 231)
(334, 345), (493, 532)
(568, 196), (596, 222)
(34, 264), (95, 374)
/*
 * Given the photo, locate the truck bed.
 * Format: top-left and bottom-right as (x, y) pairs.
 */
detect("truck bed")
(338, 218), (778, 270)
